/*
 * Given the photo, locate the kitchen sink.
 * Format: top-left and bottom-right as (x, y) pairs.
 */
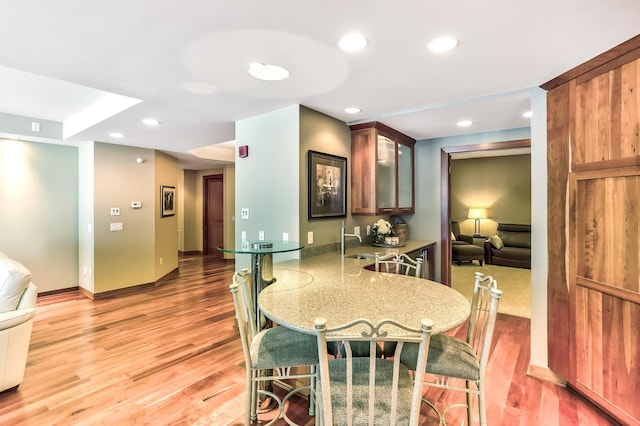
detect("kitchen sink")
(346, 253), (377, 259)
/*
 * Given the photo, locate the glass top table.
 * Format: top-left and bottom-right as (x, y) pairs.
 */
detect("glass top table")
(218, 240), (304, 255)
(218, 240), (304, 330)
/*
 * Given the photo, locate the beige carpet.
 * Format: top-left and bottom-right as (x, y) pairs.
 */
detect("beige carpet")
(450, 263), (531, 318)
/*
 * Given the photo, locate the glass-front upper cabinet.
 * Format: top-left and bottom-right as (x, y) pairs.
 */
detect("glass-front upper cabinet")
(397, 142), (413, 210)
(350, 122), (415, 215)
(376, 135), (396, 210)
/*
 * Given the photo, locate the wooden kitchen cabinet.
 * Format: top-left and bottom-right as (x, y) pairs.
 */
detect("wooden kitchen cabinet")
(350, 122), (415, 215)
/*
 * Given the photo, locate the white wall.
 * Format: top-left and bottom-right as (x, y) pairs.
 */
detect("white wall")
(235, 105), (301, 269)
(529, 87), (548, 368)
(0, 138), (78, 292)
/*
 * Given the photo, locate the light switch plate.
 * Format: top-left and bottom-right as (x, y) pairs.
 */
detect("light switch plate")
(110, 222), (123, 231)
(307, 231), (314, 244)
(282, 232), (289, 241)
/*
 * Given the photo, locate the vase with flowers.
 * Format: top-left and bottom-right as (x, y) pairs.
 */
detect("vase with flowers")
(372, 219), (393, 244)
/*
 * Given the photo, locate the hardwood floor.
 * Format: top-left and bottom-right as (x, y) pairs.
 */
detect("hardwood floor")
(0, 254), (618, 425)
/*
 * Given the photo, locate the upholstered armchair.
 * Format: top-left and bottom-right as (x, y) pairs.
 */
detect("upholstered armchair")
(0, 252), (37, 392)
(451, 221), (485, 266)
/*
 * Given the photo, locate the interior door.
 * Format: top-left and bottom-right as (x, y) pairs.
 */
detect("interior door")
(203, 174), (224, 257)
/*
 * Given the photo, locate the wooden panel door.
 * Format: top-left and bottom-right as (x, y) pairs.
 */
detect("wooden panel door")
(204, 174), (224, 257)
(568, 56), (640, 425)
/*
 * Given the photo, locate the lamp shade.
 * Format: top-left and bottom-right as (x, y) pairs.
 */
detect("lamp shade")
(468, 208), (487, 219)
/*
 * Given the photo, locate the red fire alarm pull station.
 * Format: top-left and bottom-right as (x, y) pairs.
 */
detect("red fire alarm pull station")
(239, 145), (249, 158)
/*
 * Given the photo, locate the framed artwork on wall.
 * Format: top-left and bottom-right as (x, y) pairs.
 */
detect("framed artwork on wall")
(161, 185), (176, 217)
(308, 150), (347, 219)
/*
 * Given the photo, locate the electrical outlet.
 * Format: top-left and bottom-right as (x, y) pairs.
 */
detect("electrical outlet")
(241, 208), (249, 219)
(354, 226), (360, 236)
(307, 231), (314, 244)
(110, 222), (123, 231)
(282, 232), (289, 241)
(258, 231), (265, 241)
(110, 207), (120, 216)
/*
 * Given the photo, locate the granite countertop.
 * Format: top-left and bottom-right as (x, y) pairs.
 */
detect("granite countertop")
(261, 239), (471, 336)
(275, 239), (435, 276)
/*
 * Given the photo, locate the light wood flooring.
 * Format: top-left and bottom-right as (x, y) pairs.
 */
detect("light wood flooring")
(0, 254), (618, 425)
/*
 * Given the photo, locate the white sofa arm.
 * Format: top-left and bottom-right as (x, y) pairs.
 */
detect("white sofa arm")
(17, 283), (37, 310)
(0, 308), (35, 332)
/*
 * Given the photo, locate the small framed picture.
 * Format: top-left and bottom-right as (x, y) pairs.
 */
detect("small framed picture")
(161, 185), (176, 217)
(308, 150), (347, 219)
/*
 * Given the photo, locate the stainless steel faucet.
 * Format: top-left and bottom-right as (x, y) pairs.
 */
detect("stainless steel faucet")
(341, 220), (362, 255)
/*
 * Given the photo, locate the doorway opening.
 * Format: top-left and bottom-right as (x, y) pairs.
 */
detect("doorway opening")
(440, 139), (531, 287)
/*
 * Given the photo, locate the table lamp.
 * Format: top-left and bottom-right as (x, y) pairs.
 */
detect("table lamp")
(468, 208), (487, 236)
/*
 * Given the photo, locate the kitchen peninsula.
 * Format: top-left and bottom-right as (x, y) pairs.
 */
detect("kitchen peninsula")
(280, 239), (436, 280)
(260, 239), (469, 337)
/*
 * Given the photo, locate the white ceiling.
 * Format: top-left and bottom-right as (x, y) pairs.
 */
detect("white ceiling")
(0, 1), (638, 169)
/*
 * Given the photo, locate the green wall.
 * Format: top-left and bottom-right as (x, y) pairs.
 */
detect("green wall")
(451, 154), (531, 237)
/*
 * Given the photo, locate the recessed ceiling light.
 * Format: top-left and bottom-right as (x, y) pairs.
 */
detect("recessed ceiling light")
(523, 111), (533, 118)
(247, 62), (290, 81)
(428, 36), (459, 53)
(338, 33), (368, 52)
(109, 132), (125, 139)
(345, 107), (361, 114)
(142, 118), (160, 126)
(457, 120), (472, 127)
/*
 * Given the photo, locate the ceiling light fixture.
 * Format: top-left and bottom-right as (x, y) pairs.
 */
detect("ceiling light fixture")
(345, 107), (361, 114)
(338, 33), (368, 52)
(428, 36), (459, 53)
(248, 62), (290, 81)
(523, 111), (533, 118)
(457, 120), (472, 127)
(109, 132), (125, 139)
(142, 118), (160, 126)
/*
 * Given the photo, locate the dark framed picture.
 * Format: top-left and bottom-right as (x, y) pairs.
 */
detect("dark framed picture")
(161, 185), (176, 217)
(308, 150), (347, 219)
